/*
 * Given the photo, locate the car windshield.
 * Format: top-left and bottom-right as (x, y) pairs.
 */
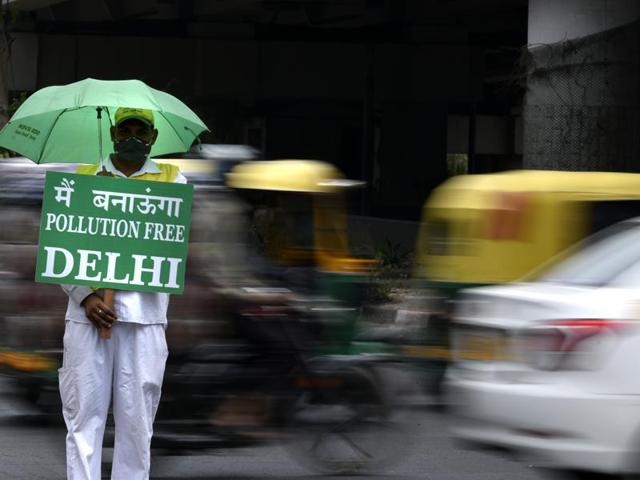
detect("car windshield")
(540, 222), (640, 287)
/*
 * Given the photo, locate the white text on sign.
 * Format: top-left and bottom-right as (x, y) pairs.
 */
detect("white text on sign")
(44, 213), (186, 243)
(41, 247), (182, 289)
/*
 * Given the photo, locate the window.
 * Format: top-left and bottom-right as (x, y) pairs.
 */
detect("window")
(541, 222), (640, 287)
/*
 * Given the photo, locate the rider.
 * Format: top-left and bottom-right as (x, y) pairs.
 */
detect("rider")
(191, 188), (318, 432)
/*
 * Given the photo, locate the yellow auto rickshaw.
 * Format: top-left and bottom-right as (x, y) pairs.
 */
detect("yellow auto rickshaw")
(226, 159), (376, 353)
(416, 170), (640, 292)
(227, 159), (370, 274)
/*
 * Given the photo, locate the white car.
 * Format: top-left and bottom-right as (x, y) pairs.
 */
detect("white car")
(446, 219), (640, 479)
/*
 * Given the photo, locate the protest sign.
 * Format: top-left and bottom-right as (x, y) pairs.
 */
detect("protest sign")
(35, 171), (193, 294)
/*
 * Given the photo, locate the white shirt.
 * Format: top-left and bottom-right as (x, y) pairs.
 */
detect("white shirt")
(98, 155), (187, 183)
(62, 157), (187, 325)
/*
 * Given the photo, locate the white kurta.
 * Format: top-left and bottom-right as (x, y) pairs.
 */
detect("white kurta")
(59, 157), (184, 480)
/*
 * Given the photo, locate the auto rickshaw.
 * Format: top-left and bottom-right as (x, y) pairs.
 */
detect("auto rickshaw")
(225, 159), (378, 355)
(416, 170), (640, 290)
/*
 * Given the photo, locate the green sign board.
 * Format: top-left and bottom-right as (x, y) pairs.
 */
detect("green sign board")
(35, 171), (193, 294)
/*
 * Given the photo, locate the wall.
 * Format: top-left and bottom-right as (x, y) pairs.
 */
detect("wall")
(528, 0), (640, 44)
(6, 33), (38, 91)
(524, 0), (640, 171)
(34, 35), (482, 104)
(447, 115), (512, 155)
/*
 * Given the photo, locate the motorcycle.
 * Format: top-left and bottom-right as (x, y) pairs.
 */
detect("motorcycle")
(152, 287), (408, 474)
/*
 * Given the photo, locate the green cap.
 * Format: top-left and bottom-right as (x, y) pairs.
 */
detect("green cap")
(114, 107), (155, 127)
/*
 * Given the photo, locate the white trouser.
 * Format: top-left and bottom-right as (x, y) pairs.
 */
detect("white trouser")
(59, 321), (168, 480)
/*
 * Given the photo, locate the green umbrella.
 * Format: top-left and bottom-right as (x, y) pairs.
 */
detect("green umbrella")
(0, 78), (209, 164)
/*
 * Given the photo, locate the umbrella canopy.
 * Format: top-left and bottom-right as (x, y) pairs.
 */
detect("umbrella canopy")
(0, 78), (209, 164)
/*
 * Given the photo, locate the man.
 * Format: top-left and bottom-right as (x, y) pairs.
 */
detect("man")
(59, 107), (186, 480)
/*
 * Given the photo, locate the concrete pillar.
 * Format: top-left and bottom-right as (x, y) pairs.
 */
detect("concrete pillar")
(524, 0), (640, 170)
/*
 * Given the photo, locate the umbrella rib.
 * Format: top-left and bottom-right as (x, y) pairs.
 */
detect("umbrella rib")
(103, 106), (114, 127)
(100, 106), (114, 166)
(37, 108), (69, 164)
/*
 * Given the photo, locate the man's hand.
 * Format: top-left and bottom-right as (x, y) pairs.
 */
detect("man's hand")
(81, 293), (117, 331)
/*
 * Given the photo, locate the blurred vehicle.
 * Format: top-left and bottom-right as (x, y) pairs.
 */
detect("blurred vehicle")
(157, 143), (260, 190)
(446, 218), (640, 479)
(158, 143), (261, 356)
(0, 158), (79, 408)
(152, 159), (405, 473)
(408, 170), (640, 392)
(415, 170), (640, 289)
(154, 286), (403, 474)
(225, 160), (376, 352)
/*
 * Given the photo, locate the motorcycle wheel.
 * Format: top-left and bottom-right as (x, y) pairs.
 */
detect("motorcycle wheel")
(280, 363), (407, 475)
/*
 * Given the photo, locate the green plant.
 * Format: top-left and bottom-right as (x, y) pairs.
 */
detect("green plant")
(446, 153), (468, 176)
(365, 240), (413, 304)
(374, 239), (411, 271)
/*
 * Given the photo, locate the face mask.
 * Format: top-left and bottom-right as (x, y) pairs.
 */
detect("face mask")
(114, 136), (151, 163)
